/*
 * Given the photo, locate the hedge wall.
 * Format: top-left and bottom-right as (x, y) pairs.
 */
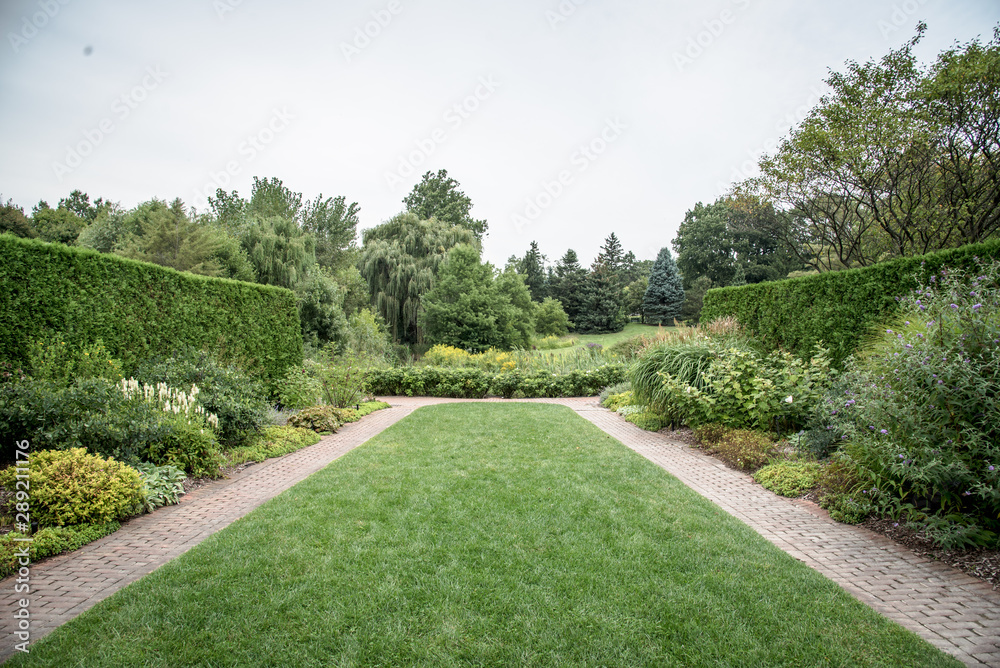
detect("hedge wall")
(700, 239), (1000, 366)
(0, 235), (302, 382)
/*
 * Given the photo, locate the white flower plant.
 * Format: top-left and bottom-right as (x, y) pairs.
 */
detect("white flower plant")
(119, 377), (220, 430)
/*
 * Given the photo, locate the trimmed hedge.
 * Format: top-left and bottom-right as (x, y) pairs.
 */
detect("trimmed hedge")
(700, 239), (1000, 365)
(366, 364), (627, 399)
(0, 235), (302, 383)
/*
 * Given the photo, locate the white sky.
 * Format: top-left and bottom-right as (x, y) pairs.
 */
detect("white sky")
(1, 0), (998, 268)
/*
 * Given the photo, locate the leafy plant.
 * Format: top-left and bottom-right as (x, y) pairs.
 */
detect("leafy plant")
(0, 449), (144, 527)
(703, 429), (778, 473)
(753, 461), (821, 497)
(223, 426), (322, 466)
(287, 406), (344, 434)
(278, 364), (324, 410)
(135, 462), (186, 512)
(0, 522), (120, 578)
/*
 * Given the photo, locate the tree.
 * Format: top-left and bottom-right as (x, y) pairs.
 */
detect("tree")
(403, 169), (488, 240)
(419, 245), (530, 352)
(359, 213), (476, 344)
(118, 199), (221, 276)
(31, 202), (86, 245)
(302, 195), (360, 270)
(748, 24), (1000, 271)
(534, 297), (570, 337)
(548, 249), (588, 329)
(575, 266), (627, 334)
(623, 277), (648, 322)
(644, 247), (685, 325)
(57, 190), (109, 224)
(680, 276), (713, 323)
(0, 200), (35, 238)
(593, 232), (627, 283)
(510, 240), (548, 301)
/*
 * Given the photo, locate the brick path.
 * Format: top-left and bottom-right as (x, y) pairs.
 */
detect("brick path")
(2, 397), (998, 667)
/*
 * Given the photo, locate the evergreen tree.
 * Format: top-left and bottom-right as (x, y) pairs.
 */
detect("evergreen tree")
(548, 249), (588, 329)
(119, 199), (222, 276)
(574, 267), (627, 334)
(0, 200), (35, 238)
(512, 240), (547, 301)
(643, 247), (685, 325)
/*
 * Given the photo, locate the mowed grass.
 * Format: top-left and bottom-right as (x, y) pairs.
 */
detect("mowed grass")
(13, 404), (957, 667)
(546, 322), (671, 356)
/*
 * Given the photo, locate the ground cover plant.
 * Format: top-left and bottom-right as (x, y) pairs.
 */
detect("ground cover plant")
(9, 404), (957, 667)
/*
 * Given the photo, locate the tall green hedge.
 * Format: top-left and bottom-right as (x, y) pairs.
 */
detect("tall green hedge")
(0, 236), (302, 382)
(701, 239), (1000, 366)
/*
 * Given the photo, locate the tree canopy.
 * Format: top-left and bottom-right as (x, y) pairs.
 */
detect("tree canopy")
(403, 169), (488, 241)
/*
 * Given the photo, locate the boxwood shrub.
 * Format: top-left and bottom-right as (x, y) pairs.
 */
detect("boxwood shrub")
(365, 364), (627, 399)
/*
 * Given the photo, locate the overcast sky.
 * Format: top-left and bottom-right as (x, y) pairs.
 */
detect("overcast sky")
(1, 0), (998, 268)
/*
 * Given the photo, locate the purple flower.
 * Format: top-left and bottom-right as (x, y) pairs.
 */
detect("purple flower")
(886, 329), (893, 334)
(989, 466), (996, 472)
(869, 426), (876, 430)
(963, 491), (972, 497)
(880, 429), (888, 434)
(972, 304), (982, 311)
(950, 304), (959, 309)
(938, 380), (944, 385)
(898, 454), (905, 459)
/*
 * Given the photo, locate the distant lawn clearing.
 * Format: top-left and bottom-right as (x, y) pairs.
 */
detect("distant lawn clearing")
(551, 322), (670, 354)
(13, 404), (957, 667)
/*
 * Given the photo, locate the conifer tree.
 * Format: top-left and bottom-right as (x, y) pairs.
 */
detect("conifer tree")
(643, 247), (685, 325)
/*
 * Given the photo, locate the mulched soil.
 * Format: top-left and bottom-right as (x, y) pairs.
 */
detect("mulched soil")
(860, 517), (1000, 590)
(658, 426), (1000, 590)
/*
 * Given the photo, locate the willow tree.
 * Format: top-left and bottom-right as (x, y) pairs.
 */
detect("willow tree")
(359, 213), (476, 344)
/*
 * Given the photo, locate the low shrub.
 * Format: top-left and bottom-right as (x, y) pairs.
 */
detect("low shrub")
(706, 429), (778, 473)
(0, 522), (120, 578)
(753, 461), (821, 497)
(602, 391), (634, 412)
(422, 345), (472, 367)
(815, 457), (873, 524)
(223, 426), (321, 466)
(135, 463), (186, 512)
(366, 364), (627, 399)
(277, 364), (324, 410)
(134, 348), (270, 447)
(624, 411), (665, 431)
(534, 335), (576, 350)
(598, 381), (631, 405)
(0, 449), (144, 527)
(692, 423), (727, 446)
(27, 335), (124, 388)
(287, 406), (344, 434)
(143, 413), (222, 478)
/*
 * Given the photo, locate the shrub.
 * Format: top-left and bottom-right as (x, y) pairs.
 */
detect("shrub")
(26, 336), (124, 387)
(422, 345), (472, 368)
(223, 426), (321, 466)
(474, 348), (517, 372)
(0, 449), (144, 527)
(602, 391), (634, 412)
(278, 364), (324, 410)
(815, 458), (874, 524)
(692, 423), (727, 446)
(0, 377), (175, 464)
(0, 234), (302, 384)
(366, 364), (626, 399)
(534, 335), (576, 350)
(534, 297), (571, 337)
(135, 348), (269, 447)
(135, 463), (186, 512)
(813, 260), (1000, 548)
(598, 381), (631, 405)
(706, 429), (778, 473)
(701, 238), (1000, 366)
(287, 406), (344, 433)
(0, 523), (120, 578)
(624, 411), (665, 431)
(630, 339), (718, 419)
(753, 461), (821, 497)
(144, 416), (223, 478)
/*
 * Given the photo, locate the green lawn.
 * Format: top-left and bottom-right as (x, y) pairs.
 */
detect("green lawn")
(551, 322), (670, 353)
(12, 404), (957, 667)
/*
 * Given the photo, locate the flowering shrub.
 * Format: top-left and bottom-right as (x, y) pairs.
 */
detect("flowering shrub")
(653, 345), (835, 430)
(119, 378), (220, 430)
(422, 345), (472, 367)
(817, 260), (1000, 547)
(366, 364), (627, 399)
(474, 348), (517, 372)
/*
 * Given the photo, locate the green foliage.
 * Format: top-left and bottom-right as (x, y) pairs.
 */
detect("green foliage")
(135, 348), (270, 447)
(26, 335), (124, 388)
(534, 335), (576, 350)
(30, 203), (86, 245)
(548, 249), (589, 329)
(402, 169), (487, 240)
(0, 449), (144, 527)
(224, 425), (321, 466)
(680, 276), (713, 323)
(420, 245), (534, 352)
(703, 429), (778, 473)
(135, 462), (186, 512)
(0, 378), (176, 464)
(643, 247), (685, 325)
(601, 390), (635, 412)
(116, 199), (222, 276)
(630, 339), (718, 420)
(753, 461), (821, 497)
(0, 234), (302, 384)
(702, 239), (1000, 366)
(692, 423), (727, 446)
(143, 415), (223, 478)
(359, 212), (477, 344)
(422, 344), (473, 367)
(287, 406), (346, 434)
(813, 260), (1000, 548)
(509, 240), (547, 301)
(624, 411), (665, 431)
(0, 522), (120, 578)
(598, 381), (631, 405)
(367, 364), (627, 399)
(0, 199), (35, 238)
(534, 298), (570, 337)
(278, 364), (324, 410)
